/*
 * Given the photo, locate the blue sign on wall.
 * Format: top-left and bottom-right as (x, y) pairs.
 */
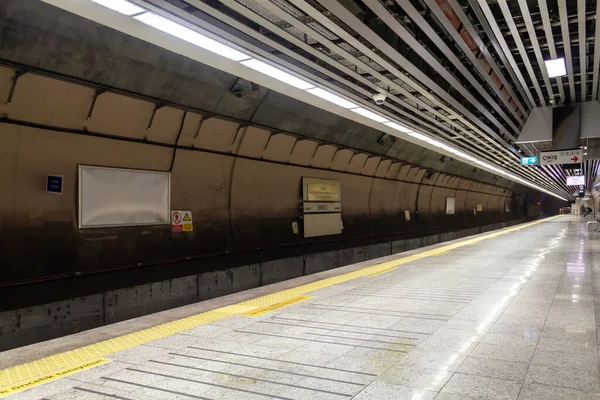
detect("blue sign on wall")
(520, 157), (538, 165)
(46, 174), (64, 194)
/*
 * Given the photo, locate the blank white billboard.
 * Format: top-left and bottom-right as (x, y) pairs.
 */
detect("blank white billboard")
(78, 165), (171, 228)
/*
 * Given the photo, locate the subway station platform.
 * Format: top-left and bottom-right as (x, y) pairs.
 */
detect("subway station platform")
(2, 215), (599, 400)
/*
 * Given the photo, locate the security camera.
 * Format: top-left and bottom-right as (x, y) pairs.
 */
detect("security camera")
(373, 93), (386, 105)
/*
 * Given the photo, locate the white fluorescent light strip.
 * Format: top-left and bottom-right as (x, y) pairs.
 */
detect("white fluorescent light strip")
(305, 88), (357, 109)
(396, 128), (566, 200)
(545, 58), (567, 78)
(90, 0), (144, 15)
(90, 0), (566, 200)
(351, 107), (388, 123)
(134, 12), (250, 61)
(384, 121), (412, 133)
(240, 59), (315, 90)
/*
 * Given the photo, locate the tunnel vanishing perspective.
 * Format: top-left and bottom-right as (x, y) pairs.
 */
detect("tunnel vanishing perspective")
(0, 0), (599, 399)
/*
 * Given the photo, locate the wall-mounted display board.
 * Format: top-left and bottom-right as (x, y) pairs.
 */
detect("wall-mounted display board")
(302, 177), (342, 238)
(446, 197), (455, 215)
(78, 165), (170, 228)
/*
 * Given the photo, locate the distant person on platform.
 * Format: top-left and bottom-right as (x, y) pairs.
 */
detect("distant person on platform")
(583, 207), (593, 217)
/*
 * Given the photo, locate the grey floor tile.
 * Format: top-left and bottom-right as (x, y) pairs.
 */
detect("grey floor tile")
(458, 356), (529, 381)
(536, 337), (598, 354)
(323, 355), (396, 376)
(479, 332), (539, 347)
(540, 326), (597, 342)
(376, 365), (451, 391)
(517, 383), (599, 400)
(488, 323), (541, 337)
(495, 315), (547, 327)
(397, 350), (466, 372)
(351, 381), (437, 400)
(441, 318), (493, 333)
(145, 334), (204, 350)
(109, 345), (172, 364)
(470, 342), (535, 363)
(440, 373), (522, 400)
(524, 363), (600, 392)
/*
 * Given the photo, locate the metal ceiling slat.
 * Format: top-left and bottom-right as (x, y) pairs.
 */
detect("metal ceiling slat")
(314, 1), (568, 197)
(283, 0), (528, 167)
(166, 0), (570, 198)
(496, 0), (547, 106)
(447, 0), (530, 116)
(398, 0), (523, 132)
(592, 0), (600, 100)
(193, 0), (510, 167)
(362, 0), (517, 142)
(241, 0), (469, 140)
(474, 0), (538, 108)
(221, 0), (482, 150)
(578, 0), (588, 101)
(291, 1), (567, 196)
(517, 0), (555, 104)
(317, 0), (521, 157)
(538, 0), (566, 104)
(558, 0), (577, 102)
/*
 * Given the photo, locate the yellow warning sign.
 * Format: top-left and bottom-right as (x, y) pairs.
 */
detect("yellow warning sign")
(0, 358), (110, 398)
(242, 296), (312, 317)
(171, 210), (193, 232)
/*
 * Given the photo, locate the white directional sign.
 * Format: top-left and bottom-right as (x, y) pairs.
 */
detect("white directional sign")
(539, 149), (583, 166)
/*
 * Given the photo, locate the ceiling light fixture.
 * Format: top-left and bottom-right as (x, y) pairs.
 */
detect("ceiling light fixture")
(305, 87), (357, 109)
(350, 107), (388, 123)
(240, 59), (315, 90)
(134, 13), (251, 61)
(90, 0), (144, 15)
(384, 121), (412, 133)
(544, 58), (567, 78)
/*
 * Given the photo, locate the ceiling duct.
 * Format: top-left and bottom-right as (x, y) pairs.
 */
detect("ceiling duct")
(517, 102), (600, 147)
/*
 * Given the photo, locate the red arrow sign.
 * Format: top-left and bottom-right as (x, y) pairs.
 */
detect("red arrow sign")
(571, 156), (579, 162)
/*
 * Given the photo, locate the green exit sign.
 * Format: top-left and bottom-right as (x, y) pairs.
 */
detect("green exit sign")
(521, 157), (538, 165)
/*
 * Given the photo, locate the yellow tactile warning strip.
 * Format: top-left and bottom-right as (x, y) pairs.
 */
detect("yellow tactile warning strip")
(0, 359), (110, 397)
(0, 215), (562, 396)
(242, 295), (312, 317)
(368, 267), (396, 276)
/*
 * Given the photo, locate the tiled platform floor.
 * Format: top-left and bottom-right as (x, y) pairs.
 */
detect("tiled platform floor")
(4, 216), (600, 399)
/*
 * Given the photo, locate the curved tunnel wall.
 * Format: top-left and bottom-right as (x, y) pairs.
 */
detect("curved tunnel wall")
(0, 67), (516, 286)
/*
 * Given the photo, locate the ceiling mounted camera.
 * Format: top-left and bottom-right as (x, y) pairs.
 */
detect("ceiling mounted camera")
(373, 93), (386, 105)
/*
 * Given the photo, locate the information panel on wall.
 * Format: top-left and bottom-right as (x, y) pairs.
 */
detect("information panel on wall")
(302, 177), (342, 238)
(304, 181), (341, 201)
(78, 165), (171, 229)
(445, 197), (455, 215)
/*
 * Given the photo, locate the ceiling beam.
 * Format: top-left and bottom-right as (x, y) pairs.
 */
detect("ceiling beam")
(593, 0), (600, 100)
(558, 0), (577, 102)
(578, 0), (588, 101)
(538, 0), (566, 105)
(517, 0), (555, 104)
(396, 0), (523, 132)
(473, 0), (537, 108)
(447, 0), (530, 116)
(496, 0), (547, 106)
